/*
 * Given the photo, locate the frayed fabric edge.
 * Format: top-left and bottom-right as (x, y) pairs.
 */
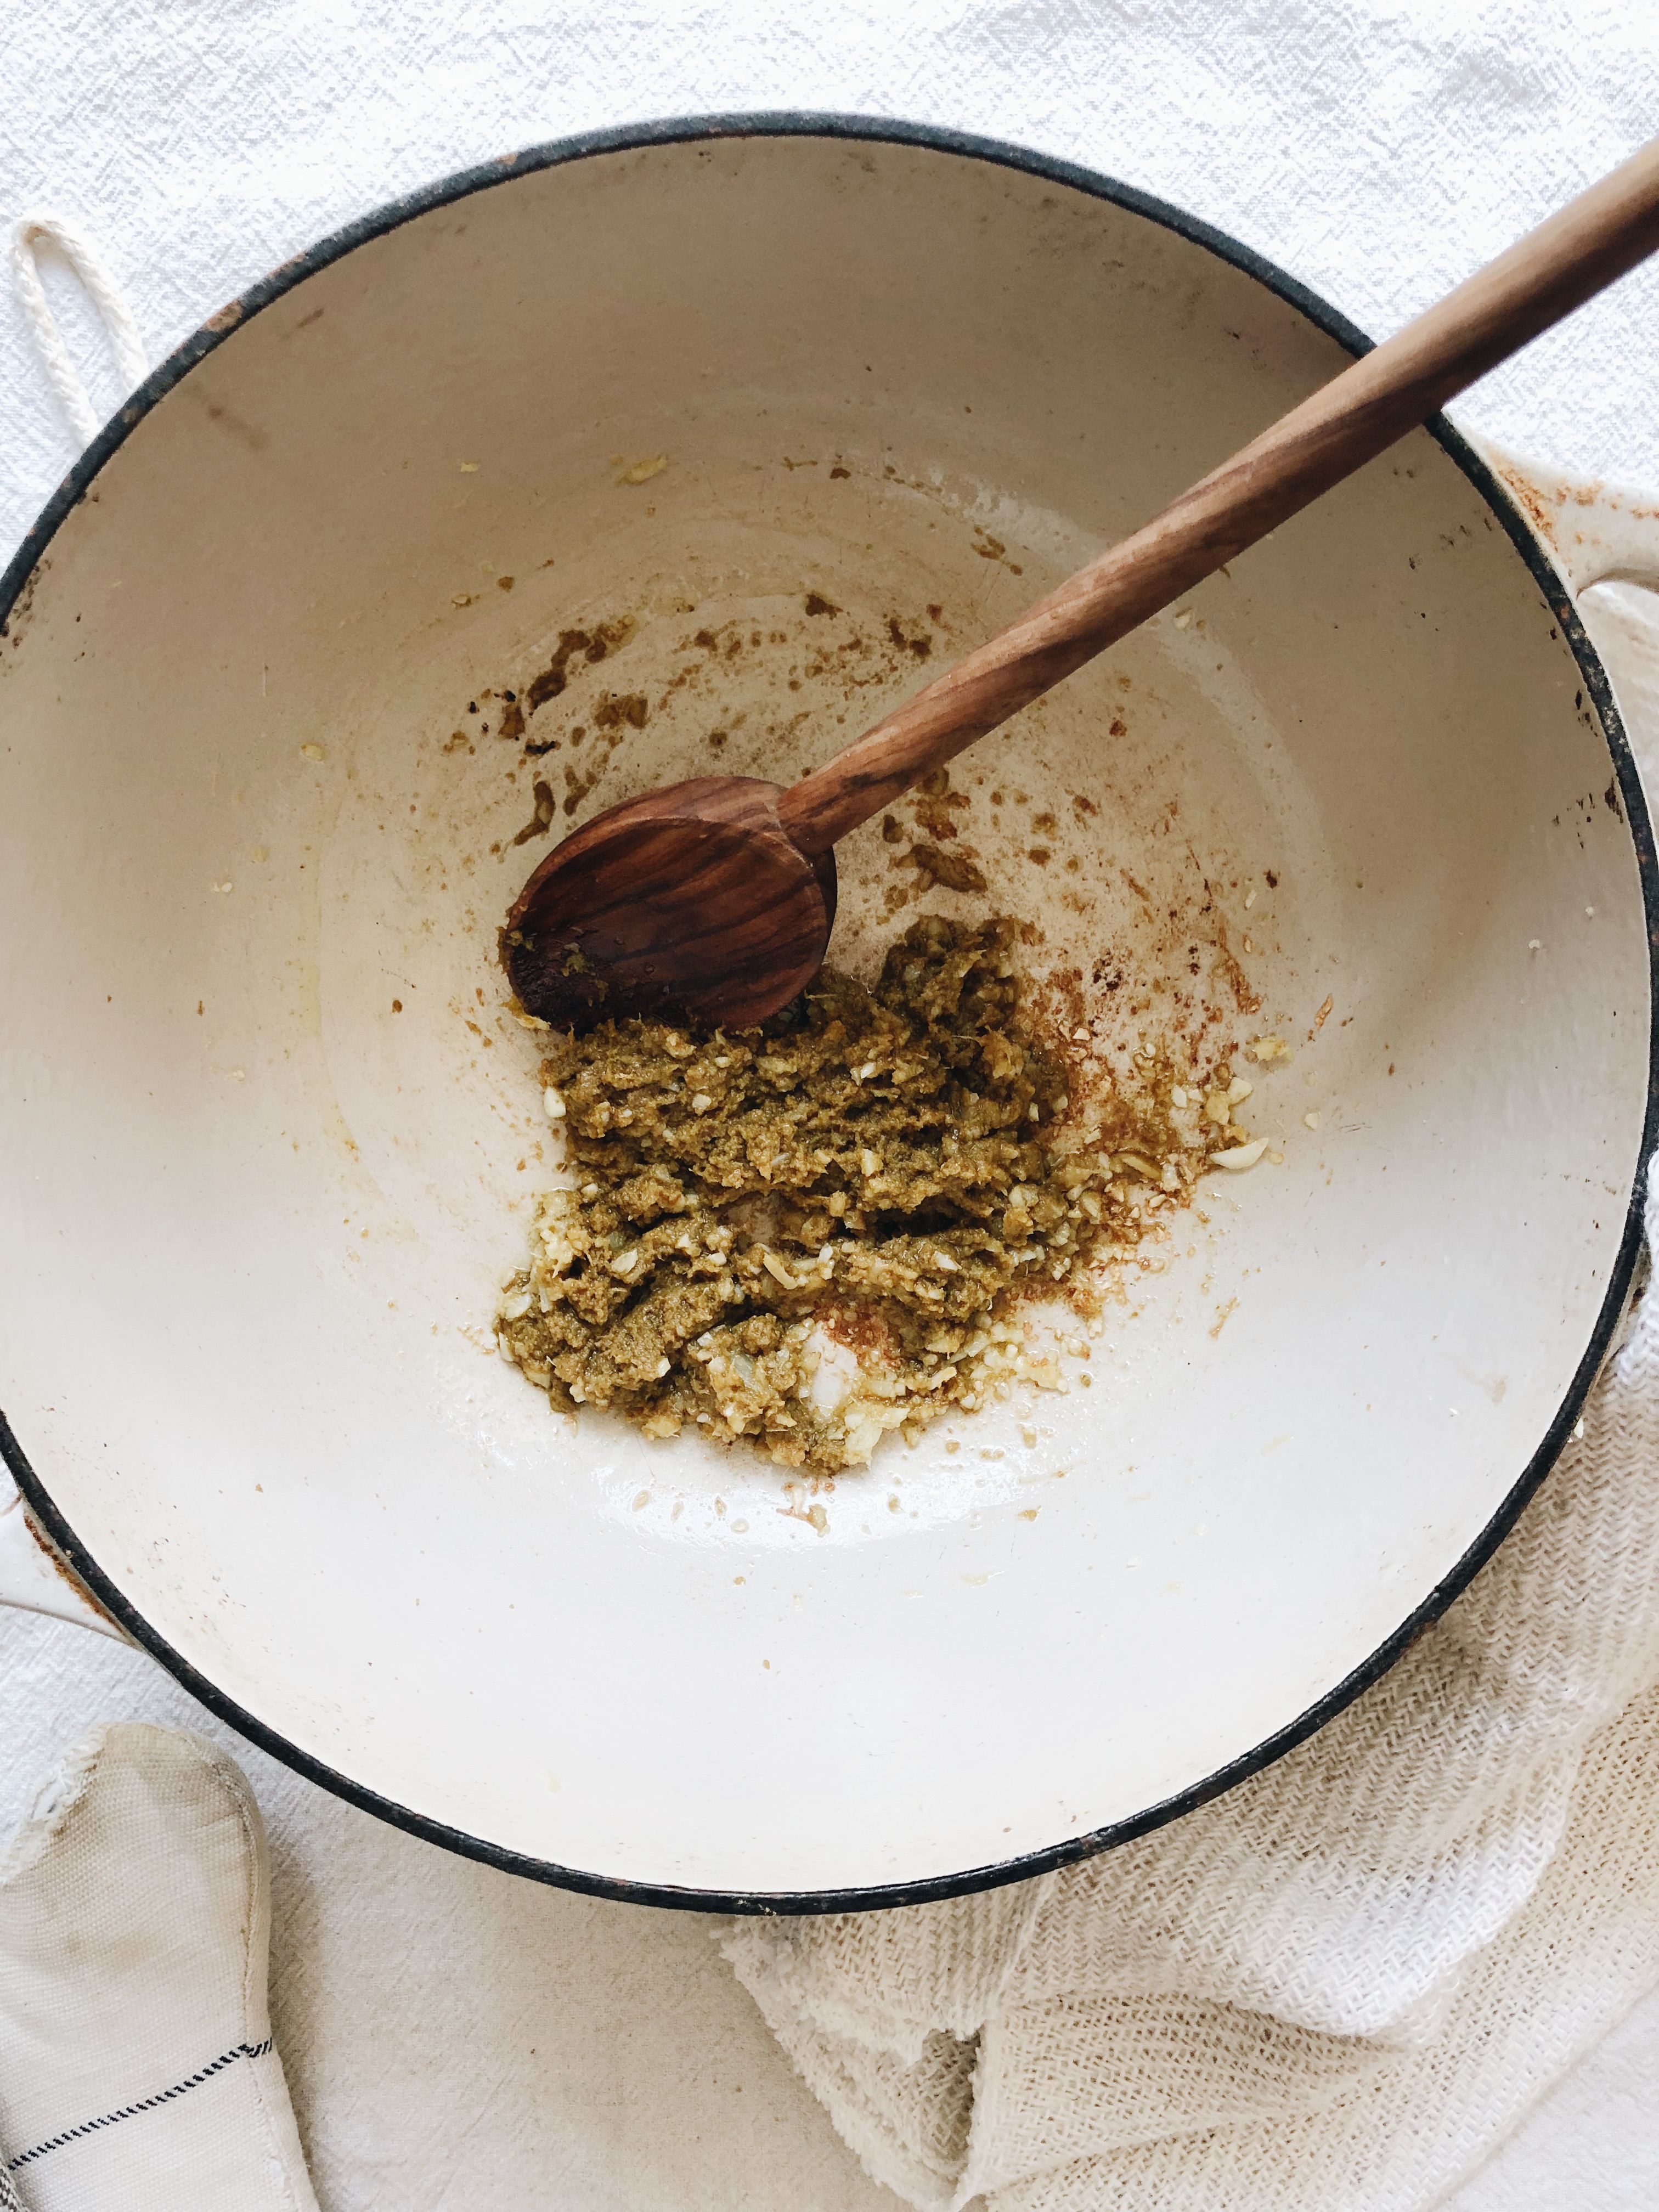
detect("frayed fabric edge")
(0, 1726), (110, 1888)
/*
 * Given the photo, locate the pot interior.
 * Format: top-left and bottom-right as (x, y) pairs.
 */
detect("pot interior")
(0, 130), (1649, 1901)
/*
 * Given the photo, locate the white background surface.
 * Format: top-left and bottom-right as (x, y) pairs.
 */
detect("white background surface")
(5, 3), (1659, 2205)
(8, 0), (1659, 550)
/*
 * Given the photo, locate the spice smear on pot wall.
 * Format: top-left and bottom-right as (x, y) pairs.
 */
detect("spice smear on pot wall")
(496, 915), (1264, 1474)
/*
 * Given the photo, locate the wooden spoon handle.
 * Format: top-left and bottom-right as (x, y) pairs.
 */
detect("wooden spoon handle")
(777, 137), (1659, 859)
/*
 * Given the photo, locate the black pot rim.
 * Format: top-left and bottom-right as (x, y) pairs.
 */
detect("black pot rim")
(4, 109), (1656, 1917)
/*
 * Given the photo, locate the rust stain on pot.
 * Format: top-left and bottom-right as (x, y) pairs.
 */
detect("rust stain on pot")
(24, 1511), (122, 1630)
(1492, 458), (1567, 551)
(0, 561), (46, 651)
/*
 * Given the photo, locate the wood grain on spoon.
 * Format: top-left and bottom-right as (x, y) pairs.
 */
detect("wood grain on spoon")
(503, 778), (837, 1029)
(506, 137), (1659, 1029)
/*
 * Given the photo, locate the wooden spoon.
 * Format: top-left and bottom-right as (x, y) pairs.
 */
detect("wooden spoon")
(504, 139), (1659, 1030)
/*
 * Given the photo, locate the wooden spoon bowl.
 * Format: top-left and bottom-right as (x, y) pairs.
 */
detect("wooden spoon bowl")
(502, 776), (837, 1029)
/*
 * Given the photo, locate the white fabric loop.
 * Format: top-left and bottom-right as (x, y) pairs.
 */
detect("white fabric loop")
(9, 212), (147, 452)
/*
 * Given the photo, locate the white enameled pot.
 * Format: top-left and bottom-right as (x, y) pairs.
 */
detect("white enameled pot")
(2, 119), (1656, 1910)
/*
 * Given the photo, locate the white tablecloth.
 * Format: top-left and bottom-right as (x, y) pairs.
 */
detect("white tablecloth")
(5, 5), (1659, 2205)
